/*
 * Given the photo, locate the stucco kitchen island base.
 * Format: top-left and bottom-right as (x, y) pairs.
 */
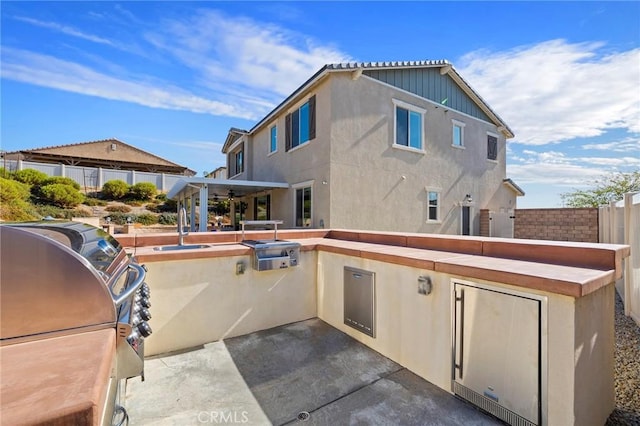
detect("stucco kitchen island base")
(123, 229), (629, 426)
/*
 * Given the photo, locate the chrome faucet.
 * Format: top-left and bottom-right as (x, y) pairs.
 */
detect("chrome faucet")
(178, 206), (189, 246)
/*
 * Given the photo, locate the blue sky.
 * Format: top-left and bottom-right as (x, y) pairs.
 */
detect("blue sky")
(1, 1), (638, 208)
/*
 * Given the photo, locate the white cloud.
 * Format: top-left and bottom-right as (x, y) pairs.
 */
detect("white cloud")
(507, 148), (639, 186)
(13, 16), (115, 46)
(508, 162), (607, 186)
(458, 39), (640, 145)
(3, 8), (352, 120)
(0, 47), (251, 119)
(582, 136), (640, 152)
(145, 9), (352, 102)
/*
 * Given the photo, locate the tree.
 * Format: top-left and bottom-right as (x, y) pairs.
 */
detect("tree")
(561, 171), (640, 207)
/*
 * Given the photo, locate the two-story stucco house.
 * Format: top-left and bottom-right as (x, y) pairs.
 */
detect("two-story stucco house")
(221, 60), (523, 235)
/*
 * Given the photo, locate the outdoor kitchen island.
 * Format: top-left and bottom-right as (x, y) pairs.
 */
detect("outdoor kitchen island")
(122, 229), (629, 426)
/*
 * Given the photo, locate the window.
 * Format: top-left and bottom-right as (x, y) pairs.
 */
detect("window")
(228, 143), (244, 177)
(294, 185), (312, 227)
(234, 201), (247, 226)
(254, 195), (271, 220)
(286, 95), (316, 151)
(427, 191), (440, 221)
(393, 99), (425, 151)
(487, 133), (498, 161)
(269, 126), (277, 154)
(452, 120), (465, 148)
(234, 148), (244, 175)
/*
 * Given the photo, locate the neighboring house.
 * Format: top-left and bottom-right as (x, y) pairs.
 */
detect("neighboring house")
(206, 166), (227, 179)
(2, 138), (194, 175)
(2, 138), (195, 191)
(220, 60), (524, 235)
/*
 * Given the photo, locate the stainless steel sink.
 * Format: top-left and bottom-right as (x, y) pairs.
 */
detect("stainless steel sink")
(153, 244), (211, 251)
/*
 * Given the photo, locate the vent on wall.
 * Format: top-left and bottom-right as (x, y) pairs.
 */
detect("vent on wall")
(111, 143), (117, 151)
(453, 382), (536, 426)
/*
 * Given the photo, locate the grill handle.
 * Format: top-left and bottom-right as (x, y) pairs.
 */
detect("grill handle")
(111, 263), (146, 306)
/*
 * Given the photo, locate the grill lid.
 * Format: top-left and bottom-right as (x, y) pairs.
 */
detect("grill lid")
(0, 222), (120, 344)
(10, 221), (124, 274)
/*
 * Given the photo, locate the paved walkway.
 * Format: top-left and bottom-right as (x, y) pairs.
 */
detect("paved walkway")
(126, 319), (502, 425)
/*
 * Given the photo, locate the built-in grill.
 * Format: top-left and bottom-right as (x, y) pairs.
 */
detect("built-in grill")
(0, 221), (151, 425)
(239, 220), (301, 271)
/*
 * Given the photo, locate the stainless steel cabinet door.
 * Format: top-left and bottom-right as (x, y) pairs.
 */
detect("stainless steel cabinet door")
(344, 267), (375, 338)
(453, 282), (540, 425)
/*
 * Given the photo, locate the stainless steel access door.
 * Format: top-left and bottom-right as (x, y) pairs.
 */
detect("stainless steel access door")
(344, 267), (375, 338)
(453, 281), (543, 426)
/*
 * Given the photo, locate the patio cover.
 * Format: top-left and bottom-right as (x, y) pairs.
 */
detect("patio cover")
(167, 177), (290, 231)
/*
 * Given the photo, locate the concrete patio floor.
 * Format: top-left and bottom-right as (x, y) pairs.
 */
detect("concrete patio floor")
(126, 319), (503, 425)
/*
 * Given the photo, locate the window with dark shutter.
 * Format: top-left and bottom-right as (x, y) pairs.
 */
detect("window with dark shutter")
(285, 95), (315, 152)
(487, 135), (498, 160)
(308, 95), (316, 140)
(285, 114), (292, 151)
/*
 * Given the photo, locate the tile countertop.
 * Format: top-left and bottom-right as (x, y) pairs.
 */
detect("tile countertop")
(1, 328), (115, 426)
(125, 231), (629, 299)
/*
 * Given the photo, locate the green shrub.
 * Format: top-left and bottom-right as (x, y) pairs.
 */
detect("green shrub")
(129, 182), (157, 201)
(83, 196), (107, 206)
(102, 180), (130, 200)
(13, 169), (48, 186)
(124, 200), (144, 207)
(39, 183), (84, 208)
(34, 204), (69, 219)
(71, 207), (93, 217)
(153, 198), (177, 213)
(0, 177), (31, 202)
(145, 202), (160, 212)
(155, 193), (167, 201)
(158, 212), (178, 225)
(136, 213), (158, 226)
(41, 176), (81, 190)
(0, 177), (37, 221)
(106, 205), (132, 213)
(0, 167), (13, 179)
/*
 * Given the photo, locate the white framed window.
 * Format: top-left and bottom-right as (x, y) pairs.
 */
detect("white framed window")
(286, 96), (316, 151)
(426, 189), (441, 222)
(292, 180), (313, 227)
(393, 99), (426, 152)
(269, 125), (277, 154)
(452, 120), (465, 148)
(487, 131), (499, 161)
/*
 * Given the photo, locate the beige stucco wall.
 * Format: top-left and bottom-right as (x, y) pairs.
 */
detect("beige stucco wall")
(138, 241), (615, 425)
(235, 72), (516, 234)
(316, 251), (614, 426)
(142, 251), (317, 356)
(573, 283), (615, 426)
(327, 73), (515, 234)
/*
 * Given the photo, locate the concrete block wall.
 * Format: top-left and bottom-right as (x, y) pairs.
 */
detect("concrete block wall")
(514, 208), (599, 242)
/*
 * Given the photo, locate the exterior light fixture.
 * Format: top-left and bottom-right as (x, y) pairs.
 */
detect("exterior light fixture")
(465, 194), (473, 203)
(228, 190), (234, 201)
